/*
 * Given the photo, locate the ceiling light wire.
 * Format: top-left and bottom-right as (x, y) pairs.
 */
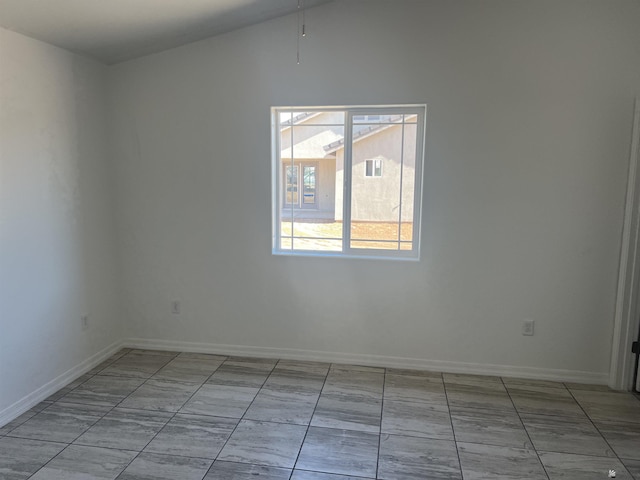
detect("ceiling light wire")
(297, 0), (305, 64)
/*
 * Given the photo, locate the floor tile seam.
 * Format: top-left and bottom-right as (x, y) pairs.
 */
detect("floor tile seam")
(19, 381), (128, 475)
(24, 436), (81, 478)
(533, 448), (621, 458)
(441, 372), (464, 480)
(289, 361), (332, 478)
(86, 355), (120, 376)
(577, 397), (640, 409)
(44, 370), (97, 403)
(56, 441), (139, 455)
(99, 352), (175, 379)
(308, 421), (380, 435)
(136, 377), (209, 389)
(323, 375), (385, 386)
(203, 357), (280, 386)
(442, 381), (506, 390)
(93, 372), (158, 381)
(269, 371), (329, 382)
(442, 383), (510, 397)
(507, 392), (586, 404)
(129, 350), (181, 358)
(40, 398), (126, 410)
(500, 377), (552, 480)
(0, 411), (38, 436)
(328, 363), (386, 375)
(257, 384), (325, 396)
(151, 374), (216, 384)
(588, 416), (640, 425)
(451, 438), (535, 451)
(532, 452), (636, 480)
(316, 391), (384, 407)
(381, 394), (449, 408)
(565, 385), (636, 476)
(379, 427), (454, 442)
(503, 381), (572, 393)
(200, 357), (281, 479)
(375, 368), (386, 479)
(121, 354), (228, 417)
(514, 409), (599, 419)
(516, 409), (612, 422)
(1, 434), (70, 448)
(90, 362), (199, 468)
(321, 388), (384, 402)
(132, 447), (219, 462)
(222, 358), (277, 371)
(142, 405), (244, 420)
(383, 376), (446, 387)
(385, 369), (445, 378)
(502, 381), (568, 390)
(294, 466), (374, 479)
(110, 362), (226, 480)
(447, 405), (523, 418)
(203, 459), (290, 478)
(211, 456), (300, 473)
(442, 380), (507, 395)
(232, 416), (311, 428)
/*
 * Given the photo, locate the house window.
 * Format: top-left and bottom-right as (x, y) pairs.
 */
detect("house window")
(365, 159), (383, 177)
(272, 105), (426, 259)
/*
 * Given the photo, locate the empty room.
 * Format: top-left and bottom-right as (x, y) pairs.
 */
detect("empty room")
(1, 0), (640, 479)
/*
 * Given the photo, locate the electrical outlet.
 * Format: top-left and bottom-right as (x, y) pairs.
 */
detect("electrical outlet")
(522, 319), (535, 336)
(81, 314), (89, 330)
(171, 300), (181, 315)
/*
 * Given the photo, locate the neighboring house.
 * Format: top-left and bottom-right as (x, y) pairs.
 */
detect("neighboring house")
(280, 111), (416, 223)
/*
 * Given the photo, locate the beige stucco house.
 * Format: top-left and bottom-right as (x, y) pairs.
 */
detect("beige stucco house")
(280, 111), (417, 223)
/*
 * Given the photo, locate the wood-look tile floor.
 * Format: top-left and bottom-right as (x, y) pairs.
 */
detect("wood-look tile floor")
(1, 349), (639, 479)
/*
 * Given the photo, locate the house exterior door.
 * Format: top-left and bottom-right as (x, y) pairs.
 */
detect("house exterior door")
(283, 163), (317, 209)
(301, 165), (317, 208)
(284, 165), (299, 206)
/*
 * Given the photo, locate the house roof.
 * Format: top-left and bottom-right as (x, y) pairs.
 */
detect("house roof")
(323, 114), (417, 154)
(280, 112), (417, 159)
(280, 129), (344, 159)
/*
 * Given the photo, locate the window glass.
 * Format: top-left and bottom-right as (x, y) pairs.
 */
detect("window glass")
(273, 105), (425, 259)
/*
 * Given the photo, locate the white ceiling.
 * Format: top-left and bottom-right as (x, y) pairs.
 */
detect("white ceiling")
(0, 0), (332, 64)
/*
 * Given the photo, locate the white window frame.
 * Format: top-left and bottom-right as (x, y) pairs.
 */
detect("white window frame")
(271, 104), (426, 261)
(365, 158), (383, 177)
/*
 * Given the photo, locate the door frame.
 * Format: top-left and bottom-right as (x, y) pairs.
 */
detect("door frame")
(610, 97), (640, 391)
(300, 162), (319, 209)
(283, 164), (300, 207)
(282, 161), (319, 210)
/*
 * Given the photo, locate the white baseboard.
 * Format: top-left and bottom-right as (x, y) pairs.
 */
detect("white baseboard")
(0, 340), (124, 428)
(124, 337), (609, 385)
(0, 336), (609, 430)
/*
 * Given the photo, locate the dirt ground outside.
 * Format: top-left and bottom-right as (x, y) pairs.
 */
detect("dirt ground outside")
(280, 221), (413, 251)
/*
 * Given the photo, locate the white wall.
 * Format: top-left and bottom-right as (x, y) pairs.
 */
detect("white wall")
(109, 0), (640, 379)
(0, 29), (121, 414)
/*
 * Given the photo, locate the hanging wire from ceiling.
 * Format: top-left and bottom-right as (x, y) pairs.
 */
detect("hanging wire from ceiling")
(297, 0), (306, 64)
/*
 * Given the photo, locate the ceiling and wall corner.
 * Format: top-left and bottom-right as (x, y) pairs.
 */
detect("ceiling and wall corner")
(0, 0), (333, 64)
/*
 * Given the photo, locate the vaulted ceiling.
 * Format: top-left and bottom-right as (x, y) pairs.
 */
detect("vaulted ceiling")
(0, 0), (332, 64)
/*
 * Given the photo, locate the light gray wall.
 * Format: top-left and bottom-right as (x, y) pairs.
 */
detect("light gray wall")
(0, 28), (121, 413)
(109, 0), (640, 377)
